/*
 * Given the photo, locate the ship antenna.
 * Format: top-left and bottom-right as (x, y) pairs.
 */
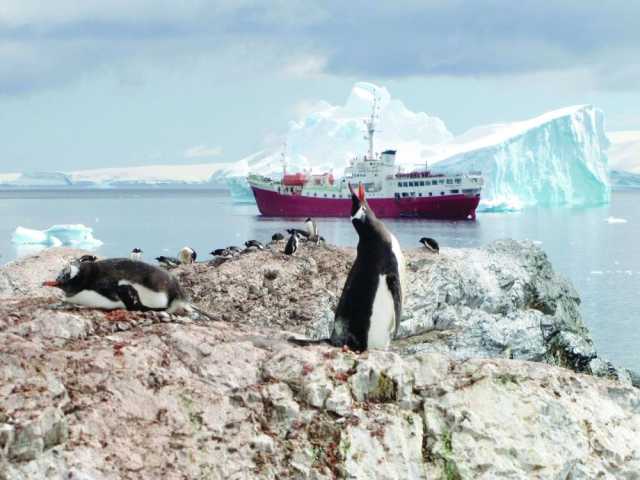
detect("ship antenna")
(363, 88), (380, 160)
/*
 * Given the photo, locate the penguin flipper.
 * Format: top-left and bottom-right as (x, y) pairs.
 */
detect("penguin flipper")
(116, 284), (147, 311)
(386, 273), (403, 339)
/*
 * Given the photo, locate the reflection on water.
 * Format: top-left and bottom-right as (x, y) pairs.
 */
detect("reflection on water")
(0, 189), (638, 370)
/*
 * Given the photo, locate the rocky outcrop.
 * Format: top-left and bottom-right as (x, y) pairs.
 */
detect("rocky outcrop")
(1, 243), (638, 479)
(175, 239), (629, 382)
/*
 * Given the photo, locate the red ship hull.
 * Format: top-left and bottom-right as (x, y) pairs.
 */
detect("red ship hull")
(251, 186), (480, 220)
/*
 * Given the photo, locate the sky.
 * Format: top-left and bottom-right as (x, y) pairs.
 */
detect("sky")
(0, 0), (638, 172)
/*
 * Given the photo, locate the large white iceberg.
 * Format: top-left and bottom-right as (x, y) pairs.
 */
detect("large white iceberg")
(12, 224), (103, 248)
(432, 105), (611, 210)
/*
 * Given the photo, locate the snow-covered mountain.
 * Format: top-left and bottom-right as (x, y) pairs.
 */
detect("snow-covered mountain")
(607, 131), (640, 189)
(608, 131), (640, 174)
(0, 163), (234, 188)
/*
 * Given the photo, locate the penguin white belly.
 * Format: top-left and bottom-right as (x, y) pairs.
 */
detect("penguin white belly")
(118, 280), (169, 309)
(65, 290), (125, 309)
(389, 234), (406, 300)
(367, 275), (396, 349)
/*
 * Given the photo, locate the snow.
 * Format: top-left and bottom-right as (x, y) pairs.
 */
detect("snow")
(12, 224), (103, 248)
(608, 131), (640, 174)
(69, 163), (234, 186)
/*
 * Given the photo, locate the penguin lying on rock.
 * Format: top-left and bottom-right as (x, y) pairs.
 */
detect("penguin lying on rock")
(289, 183), (405, 351)
(43, 258), (213, 318)
(419, 237), (439, 253)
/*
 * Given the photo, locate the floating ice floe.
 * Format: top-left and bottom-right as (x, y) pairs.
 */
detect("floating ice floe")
(477, 196), (523, 213)
(11, 224), (103, 249)
(605, 216), (628, 224)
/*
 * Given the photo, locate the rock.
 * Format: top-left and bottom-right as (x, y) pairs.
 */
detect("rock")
(1, 243), (639, 478)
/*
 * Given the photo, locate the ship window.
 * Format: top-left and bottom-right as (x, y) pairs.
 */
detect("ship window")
(332, 194), (336, 198)
(455, 178), (462, 184)
(446, 179), (453, 185)
(419, 181), (424, 186)
(402, 192), (409, 197)
(450, 189), (459, 194)
(398, 182), (402, 187)
(314, 193), (317, 197)
(395, 193), (400, 199)
(441, 191), (445, 195)
(408, 182), (414, 187)
(429, 192), (433, 197)
(439, 179), (445, 185)
(324, 194), (327, 198)
(418, 193), (422, 197)
(411, 192), (415, 197)
(432, 180), (438, 185)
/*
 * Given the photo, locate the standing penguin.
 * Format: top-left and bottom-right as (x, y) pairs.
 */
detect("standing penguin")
(130, 248), (143, 261)
(43, 258), (189, 313)
(290, 183), (405, 351)
(305, 217), (319, 243)
(284, 232), (299, 255)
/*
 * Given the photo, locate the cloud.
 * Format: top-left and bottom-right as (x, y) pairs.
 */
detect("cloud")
(183, 145), (223, 159)
(0, 0), (638, 95)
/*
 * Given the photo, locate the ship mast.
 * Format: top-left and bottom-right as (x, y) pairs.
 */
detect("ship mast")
(363, 89), (380, 160)
(281, 141), (287, 177)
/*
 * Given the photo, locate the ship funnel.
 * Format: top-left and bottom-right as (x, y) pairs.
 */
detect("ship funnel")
(381, 150), (396, 165)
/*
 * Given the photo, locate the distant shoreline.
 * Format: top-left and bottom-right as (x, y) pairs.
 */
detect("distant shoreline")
(0, 186), (230, 199)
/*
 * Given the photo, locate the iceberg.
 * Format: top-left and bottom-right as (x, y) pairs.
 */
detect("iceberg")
(12, 224), (103, 249)
(220, 86), (611, 211)
(608, 131), (640, 174)
(432, 105), (610, 210)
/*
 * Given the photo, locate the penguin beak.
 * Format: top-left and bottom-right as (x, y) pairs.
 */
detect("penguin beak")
(42, 280), (60, 287)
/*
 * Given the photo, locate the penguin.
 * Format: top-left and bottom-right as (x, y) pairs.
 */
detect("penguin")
(286, 228), (310, 239)
(210, 248), (230, 257)
(419, 237), (439, 254)
(78, 254), (97, 263)
(244, 240), (264, 250)
(271, 233), (285, 242)
(179, 246), (197, 264)
(305, 217), (319, 243)
(227, 246), (242, 255)
(284, 232), (299, 255)
(156, 256), (181, 269)
(289, 183), (405, 351)
(42, 258), (190, 313)
(129, 248), (143, 261)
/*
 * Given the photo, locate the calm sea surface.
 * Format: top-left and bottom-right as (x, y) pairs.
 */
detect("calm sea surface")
(0, 189), (638, 370)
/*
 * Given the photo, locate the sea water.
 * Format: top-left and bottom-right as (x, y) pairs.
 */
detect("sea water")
(0, 188), (638, 371)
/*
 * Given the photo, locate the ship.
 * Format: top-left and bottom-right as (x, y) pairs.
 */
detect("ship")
(248, 94), (483, 220)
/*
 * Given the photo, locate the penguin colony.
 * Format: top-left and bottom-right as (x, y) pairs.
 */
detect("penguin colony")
(43, 184), (439, 352)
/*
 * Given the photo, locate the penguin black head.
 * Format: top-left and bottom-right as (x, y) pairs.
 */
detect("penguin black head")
(348, 183), (376, 235)
(43, 261), (88, 296)
(78, 254), (97, 263)
(305, 217), (312, 222)
(132, 248), (142, 254)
